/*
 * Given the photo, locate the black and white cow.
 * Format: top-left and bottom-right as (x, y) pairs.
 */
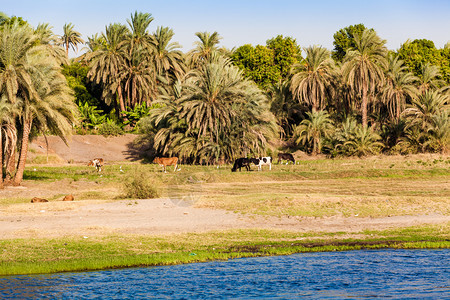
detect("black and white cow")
(231, 158), (252, 172)
(254, 157), (272, 171)
(277, 153), (295, 165)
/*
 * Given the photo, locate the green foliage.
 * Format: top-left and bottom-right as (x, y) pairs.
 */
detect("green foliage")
(266, 35), (302, 79)
(231, 44), (281, 89)
(77, 102), (106, 130)
(397, 39), (450, 84)
(122, 102), (152, 128)
(62, 62), (103, 108)
(332, 23), (369, 62)
(97, 119), (124, 137)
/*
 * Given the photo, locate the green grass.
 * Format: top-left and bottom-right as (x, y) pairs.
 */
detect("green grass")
(0, 224), (448, 275)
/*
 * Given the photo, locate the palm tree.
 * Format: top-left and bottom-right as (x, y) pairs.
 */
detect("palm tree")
(295, 110), (334, 155)
(403, 90), (449, 128)
(342, 29), (388, 127)
(0, 100), (19, 188)
(152, 26), (185, 83)
(188, 31), (222, 66)
(290, 45), (336, 112)
(268, 80), (302, 139)
(87, 23), (129, 112)
(381, 55), (418, 120)
(153, 55), (277, 162)
(35, 23), (68, 65)
(60, 22), (84, 56)
(417, 63), (445, 94)
(425, 110), (449, 153)
(343, 126), (383, 156)
(0, 20), (76, 185)
(127, 11), (154, 51)
(179, 55), (245, 141)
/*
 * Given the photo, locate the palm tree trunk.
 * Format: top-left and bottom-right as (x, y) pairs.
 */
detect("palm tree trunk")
(13, 118), (32, 186)
(362, 87), (368, 128)
(0, 130), (3, 189)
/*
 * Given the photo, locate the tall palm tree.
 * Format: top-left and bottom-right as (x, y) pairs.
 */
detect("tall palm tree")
(295, 110), (334, 155)
(290, 45), (336, 112)
(60, 22), (84, 56)
(0, 20), (76, 185)
(188, 31), (222, 66)
(153, 55), (277, 162)
(14, 55), (76, 185)
(87, 23), (129, 112)
(152, 26), (185, 83)
(342, 29), (388, 127)
(179, 55), (245, 141)
(381, 55), (418, 120)
(126, 11), (154, 51)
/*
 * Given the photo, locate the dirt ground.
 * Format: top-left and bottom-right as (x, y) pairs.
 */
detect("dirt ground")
(0, 135), (448, 239)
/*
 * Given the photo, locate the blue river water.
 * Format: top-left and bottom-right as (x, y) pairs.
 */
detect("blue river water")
(0, 249), (449, 299)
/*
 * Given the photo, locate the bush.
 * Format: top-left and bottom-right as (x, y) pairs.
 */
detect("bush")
(97, 121), (124, 137)
(122, 168), (160, 199)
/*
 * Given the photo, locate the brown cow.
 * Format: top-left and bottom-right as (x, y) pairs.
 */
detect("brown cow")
(31, 197), (48, 203)
(153, 157), (179, 173)
(63, 194), (74, 201)
(88, 158), (104, 172)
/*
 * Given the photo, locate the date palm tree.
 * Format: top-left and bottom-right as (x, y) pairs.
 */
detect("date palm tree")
(417, 63), (445, 94)
(60, 22), (84, 56)
(35, 23), (68, 65)
(290, 45), (336, 112)
(127, 11), (154, 51)
(342, 29), (388, 127)
(0, 100), (19, 188)
(87, 23), (129, 112)
(403, 90), (449, 128)
(0, 20), (76, 185)
(381, 55), (418, 120)
(152, 26), (185, 83)
(14, 56), (76, 185)
(188, 31), (222, 66)
(295, 110), (333, 155)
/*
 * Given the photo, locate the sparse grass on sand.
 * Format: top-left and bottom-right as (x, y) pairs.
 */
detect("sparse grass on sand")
(7, 154), (449, 218)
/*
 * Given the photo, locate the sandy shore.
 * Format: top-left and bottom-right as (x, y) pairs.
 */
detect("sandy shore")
(1, 198), (448, 239)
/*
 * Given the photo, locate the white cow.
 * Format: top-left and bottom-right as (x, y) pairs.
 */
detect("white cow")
(255, 157), (272, 171)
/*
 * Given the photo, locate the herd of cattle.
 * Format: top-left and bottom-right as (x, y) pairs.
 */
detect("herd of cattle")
(88, 153), (296, 173)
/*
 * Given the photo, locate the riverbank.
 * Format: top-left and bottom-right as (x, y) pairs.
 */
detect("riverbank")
(1, 224), (449, 275)
(0, 153), (448, 275)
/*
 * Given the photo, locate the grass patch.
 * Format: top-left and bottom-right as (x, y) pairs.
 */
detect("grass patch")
(0, 223), (448, 275)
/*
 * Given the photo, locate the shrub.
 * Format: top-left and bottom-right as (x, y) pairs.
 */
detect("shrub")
(122, 168), (160, 199)
(97, 120), (124, 137)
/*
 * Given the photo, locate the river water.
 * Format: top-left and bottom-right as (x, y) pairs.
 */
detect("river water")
(0, 249), (448, 299)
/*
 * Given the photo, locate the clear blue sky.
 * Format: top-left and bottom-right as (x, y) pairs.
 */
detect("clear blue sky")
(3, 0), (450, 57)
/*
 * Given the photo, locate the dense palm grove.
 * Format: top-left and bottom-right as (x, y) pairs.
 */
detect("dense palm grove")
(0, 12), (449, 186)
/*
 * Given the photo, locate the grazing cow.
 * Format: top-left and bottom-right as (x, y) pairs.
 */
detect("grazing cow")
(88, 158), (104, 172)
(154, 157), (179, 173)
(278, 153), (295, 165)
(31, 197), (48, 203)
(254, 157), (272, 171)
(231, 158), (254, 172)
